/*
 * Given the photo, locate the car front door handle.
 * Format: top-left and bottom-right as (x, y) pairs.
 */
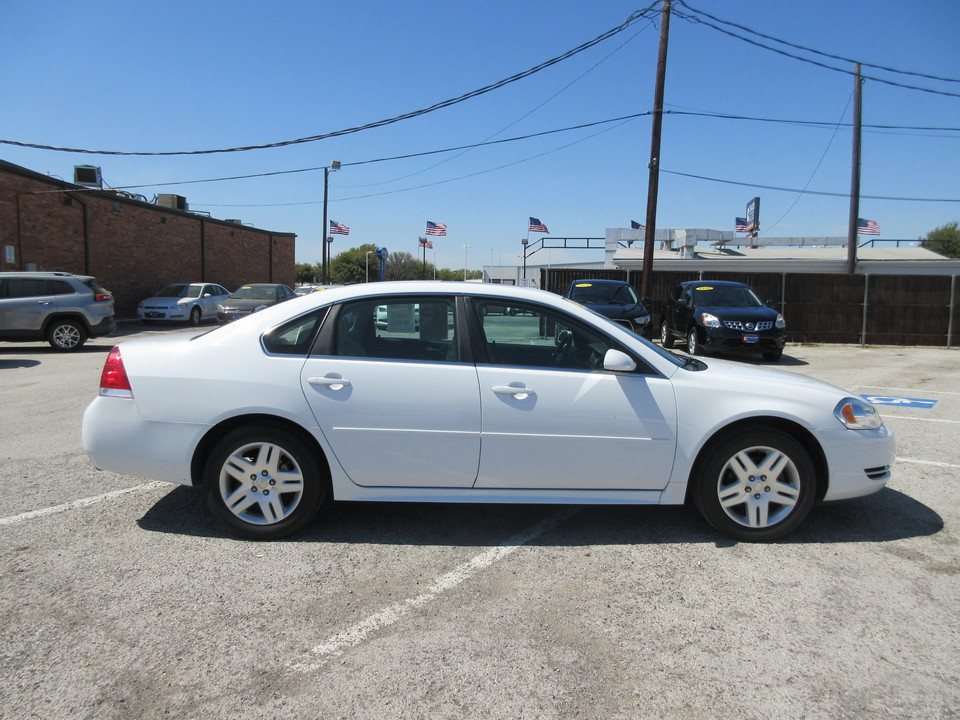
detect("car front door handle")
(308, 375), (352, 390)
(492, 384), (536, 399)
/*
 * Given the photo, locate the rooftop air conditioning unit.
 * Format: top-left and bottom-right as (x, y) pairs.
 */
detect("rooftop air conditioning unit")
(225, 219), (242, 225)
(157, 194), (188, 211)
(74, 165), (102, 187)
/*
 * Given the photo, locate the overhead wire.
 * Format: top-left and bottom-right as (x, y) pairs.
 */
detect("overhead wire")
(0, 4), (659, 158)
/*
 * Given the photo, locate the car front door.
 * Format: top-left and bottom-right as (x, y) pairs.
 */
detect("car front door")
(301, 295), (481, 488)
(470, 300), (676, 490)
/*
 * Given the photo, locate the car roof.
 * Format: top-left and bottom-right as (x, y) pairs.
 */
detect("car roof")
(571, 278), (629, 285)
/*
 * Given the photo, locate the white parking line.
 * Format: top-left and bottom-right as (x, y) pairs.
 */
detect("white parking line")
(884, 415), (960, 424)
(0, 482), (168, 526)
(292, 507), (579, 673)
(897, 457), (960, 470)
(860, 386), (960, 396)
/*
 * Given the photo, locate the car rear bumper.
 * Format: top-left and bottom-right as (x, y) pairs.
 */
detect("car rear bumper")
(90, 316), (117, 337)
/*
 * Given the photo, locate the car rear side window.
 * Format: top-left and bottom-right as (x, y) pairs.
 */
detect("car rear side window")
(48, 280), (76, 295)
(335, 297), (458, 362)
(262, 308), (329, 356)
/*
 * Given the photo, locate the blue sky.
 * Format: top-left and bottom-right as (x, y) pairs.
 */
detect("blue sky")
(2, 0), (958, 271)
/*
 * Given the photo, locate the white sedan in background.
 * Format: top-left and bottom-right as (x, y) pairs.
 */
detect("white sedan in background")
(137, 282), (230, 325)
(83, 282), (894, 542)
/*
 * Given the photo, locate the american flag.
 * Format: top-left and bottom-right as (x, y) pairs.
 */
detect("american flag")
(857, 218), (880, 235)
(630, 220), (645, 230)
(425, 221), (447, 236)
(329, 220), (349, 235)
(735, 217), (749, 232)
(529, 217), (549, 233)
(419, 238), (434, 249)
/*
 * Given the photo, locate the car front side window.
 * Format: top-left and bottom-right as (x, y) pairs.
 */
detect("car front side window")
(473, 300), (613, 371)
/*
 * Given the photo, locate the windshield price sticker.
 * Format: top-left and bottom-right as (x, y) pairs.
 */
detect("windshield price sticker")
(861, 394), (938, 409)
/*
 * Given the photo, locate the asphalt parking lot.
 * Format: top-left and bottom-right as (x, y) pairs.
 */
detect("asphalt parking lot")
(1, 325), (958, 720)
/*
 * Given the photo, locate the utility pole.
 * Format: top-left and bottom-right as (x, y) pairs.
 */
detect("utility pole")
(641, 0), (672, 297)
(846, 63), (863, 274)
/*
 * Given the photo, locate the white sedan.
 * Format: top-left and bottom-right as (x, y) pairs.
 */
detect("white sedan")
(83, 282), (894, 542)
(137, 282), (231, 325)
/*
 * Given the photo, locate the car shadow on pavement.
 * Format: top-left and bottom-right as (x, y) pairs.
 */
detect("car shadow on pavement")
(137, 486), (941, 546)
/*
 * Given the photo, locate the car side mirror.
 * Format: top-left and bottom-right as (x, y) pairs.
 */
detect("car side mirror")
(640, 296), (652, 308)
(603, 349), (637, 372)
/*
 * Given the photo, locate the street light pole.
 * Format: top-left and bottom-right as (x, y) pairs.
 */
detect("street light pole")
(521, 238), (529, 282)
(365, 250), (373, 283)
(320, 161), (340, 285)
(462, 244), (471, 281)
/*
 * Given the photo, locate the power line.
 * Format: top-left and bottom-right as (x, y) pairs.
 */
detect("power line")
(673, 3), (960, 99)
(675, 0), (960, 85)
(0, 5), (659, 158)
(661, 168), (960, 203)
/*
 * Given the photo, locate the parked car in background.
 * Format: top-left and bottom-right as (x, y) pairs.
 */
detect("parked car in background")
(660, 280), (786, 361)
(0, 271), (115, 351)
(216, 283), (294, 324)
(83, 281), (893, 543)
(295, 284), (341, 296)
(137, 282), (230, 326)
(564, 279), (652, 338)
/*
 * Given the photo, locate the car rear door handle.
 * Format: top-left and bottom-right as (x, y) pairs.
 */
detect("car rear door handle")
(492, 384), (536, 399)
(307, 375), (351, 390)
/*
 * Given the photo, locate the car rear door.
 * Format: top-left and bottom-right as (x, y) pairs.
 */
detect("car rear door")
(0, 278), (57, 334)
(301, 295), (482, 488)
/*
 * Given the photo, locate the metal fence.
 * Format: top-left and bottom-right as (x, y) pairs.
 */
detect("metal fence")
(541, 268), (958, 347)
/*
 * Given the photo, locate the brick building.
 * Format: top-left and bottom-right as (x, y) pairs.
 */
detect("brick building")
(0, 159), (296, 316)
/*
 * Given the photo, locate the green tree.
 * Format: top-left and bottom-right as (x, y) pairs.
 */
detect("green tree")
(330, 243), (378, 284)
(922, 221), (960, 258)
(295, 262), (318, 284)
(385, 251), (423, 281)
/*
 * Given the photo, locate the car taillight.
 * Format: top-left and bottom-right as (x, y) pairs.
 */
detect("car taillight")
(99, 347), (133, 398)
(94, 293), (113, 302)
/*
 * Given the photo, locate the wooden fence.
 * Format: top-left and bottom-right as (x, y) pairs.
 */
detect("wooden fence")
(540, 268), (958, 347)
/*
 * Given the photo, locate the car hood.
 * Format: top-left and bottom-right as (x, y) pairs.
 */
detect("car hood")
(221, 298), (275, 310)
(141, 296), (193, 307)
(696, 304), (779, 320)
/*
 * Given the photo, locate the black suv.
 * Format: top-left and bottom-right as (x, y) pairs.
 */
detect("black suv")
(0, 272), (116, 350)
(660, 280), (786, 361)
(563, 279), (652, 338)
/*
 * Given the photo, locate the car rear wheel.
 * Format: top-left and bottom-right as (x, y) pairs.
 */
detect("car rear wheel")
(47, 319), (86, 351)
(189, 306), (202, 326)
(204, 426), (326, 539)
(686, 327), (702, 355)
(692, 429), (817, 541)
(660, 320), (675, 348)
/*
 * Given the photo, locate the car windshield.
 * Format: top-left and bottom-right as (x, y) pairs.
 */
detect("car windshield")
(232, 286), (275, 300)
(157, 284), (199, 299)
(569, 283), (638, 305)
(693, 286), (763, 308)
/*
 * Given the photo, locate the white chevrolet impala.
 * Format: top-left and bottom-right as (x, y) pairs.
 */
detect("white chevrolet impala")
(82, 282), (894, 542)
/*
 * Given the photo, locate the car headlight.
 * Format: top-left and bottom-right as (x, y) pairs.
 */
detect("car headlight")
(700, 312), (721, 328)
(217, 304), (226, 313)
(175, 302), (190, 310)
(776, 313), (786, 329)
(253, 304), (268, 313)
(834, 397), (883, 430)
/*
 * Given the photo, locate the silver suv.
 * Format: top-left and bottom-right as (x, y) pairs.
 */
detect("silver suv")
(0, 272), (116, 351)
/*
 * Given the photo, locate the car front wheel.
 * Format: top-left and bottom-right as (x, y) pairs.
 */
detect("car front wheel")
(686, 327), (702, 355)
(189, 306), (202, 326)
(47, 319), (86, 351)
(203, 425), (326, 539)
(660, 320), (675, 348)
(692, 429), (817, 542)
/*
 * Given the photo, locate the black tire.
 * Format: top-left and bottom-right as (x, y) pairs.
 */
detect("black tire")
(189, 306), (202, 326)
(47, 319), (86, 351)
(203, 425), (326, 539)
(660, 320), (675, 348)
(691, 428), (817, 542)
(686, 327), (702, 355)
(763, 349), (783, 362)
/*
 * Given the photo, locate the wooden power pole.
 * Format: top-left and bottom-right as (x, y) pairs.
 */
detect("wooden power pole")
(846, 63), (863, 274)
(641, 0), (672, 297)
